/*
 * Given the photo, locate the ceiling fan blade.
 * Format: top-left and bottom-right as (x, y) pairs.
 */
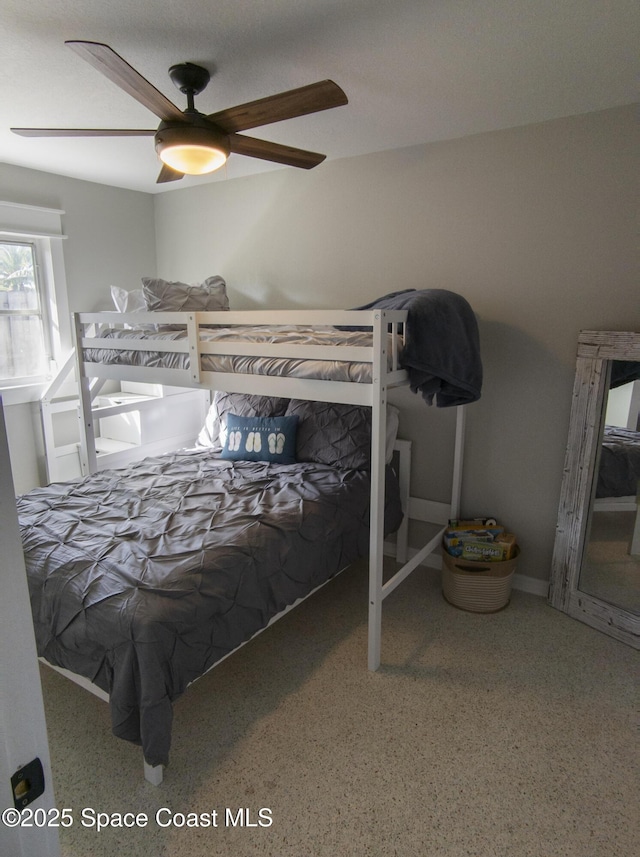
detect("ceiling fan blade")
(65, 40), (185, 123)
(228, 133), (326, 169)
(208, 80), (347, 133)
(11, 128), (155, 137)
(156, 164), (184, 184)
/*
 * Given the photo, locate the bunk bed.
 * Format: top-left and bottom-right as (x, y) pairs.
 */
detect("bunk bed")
(17, 286), (482, 785)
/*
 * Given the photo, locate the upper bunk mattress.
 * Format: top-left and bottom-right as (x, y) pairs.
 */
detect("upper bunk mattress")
(83, 324), (388, 383)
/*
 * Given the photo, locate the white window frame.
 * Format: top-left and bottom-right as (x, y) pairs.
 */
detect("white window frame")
(0, 202), (69, 405)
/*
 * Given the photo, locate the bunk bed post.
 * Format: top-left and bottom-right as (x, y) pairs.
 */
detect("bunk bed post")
(186, 313), (201, 384)
(143, 761), (164, 786)
(393, 438), (412, 564)
(73, 313), (98, 475)
(450, 405), (466, 519)
(368, 311), (388, 671)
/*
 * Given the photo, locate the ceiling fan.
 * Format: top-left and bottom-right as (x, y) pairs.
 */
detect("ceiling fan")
(11, 41), (348, 183)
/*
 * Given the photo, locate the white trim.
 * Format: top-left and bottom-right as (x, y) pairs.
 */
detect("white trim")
(0, 229), (67, 240)
(0, 201), (65, 215)
(0, 382), (48, 405)
(0, 201), (66, 239)
(512, 573), (548, 598)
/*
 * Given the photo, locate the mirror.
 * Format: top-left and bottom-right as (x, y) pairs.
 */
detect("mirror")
(549, 330), (640, 649)
(580, 364), (640, 611)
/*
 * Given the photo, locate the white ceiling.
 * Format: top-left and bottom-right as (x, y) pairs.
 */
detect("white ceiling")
(2, 0), (638, 194)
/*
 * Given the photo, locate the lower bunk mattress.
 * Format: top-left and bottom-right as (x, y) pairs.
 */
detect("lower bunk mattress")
(17, 448), (402, 767)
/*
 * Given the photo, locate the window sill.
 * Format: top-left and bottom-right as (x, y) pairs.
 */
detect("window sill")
(0, 382), (47, 406)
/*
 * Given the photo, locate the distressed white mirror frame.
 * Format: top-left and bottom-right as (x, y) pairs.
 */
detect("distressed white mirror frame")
(549, 330), (640, 649)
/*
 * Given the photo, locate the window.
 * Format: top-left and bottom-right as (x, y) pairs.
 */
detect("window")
(0, 240), (51, 384)
(0, 201), (69, 404)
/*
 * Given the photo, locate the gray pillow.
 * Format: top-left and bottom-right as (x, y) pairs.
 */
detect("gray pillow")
(197, 391), (290, 450)
(285, 400), (372, 470)
(142, 276), (229, 328)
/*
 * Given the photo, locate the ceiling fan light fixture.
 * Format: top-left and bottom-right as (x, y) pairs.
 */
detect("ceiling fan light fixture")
(155, 123), (229, 175)
(160, 143), (227, 175)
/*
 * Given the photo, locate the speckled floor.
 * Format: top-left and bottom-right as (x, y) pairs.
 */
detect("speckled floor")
(40, 559), (638, 857)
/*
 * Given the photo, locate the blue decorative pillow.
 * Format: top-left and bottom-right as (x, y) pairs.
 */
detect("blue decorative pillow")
(221, 414), (299, 464)
(196, 392), (290, 450)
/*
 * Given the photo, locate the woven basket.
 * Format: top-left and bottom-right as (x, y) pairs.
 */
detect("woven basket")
(441, 547), (519, 613)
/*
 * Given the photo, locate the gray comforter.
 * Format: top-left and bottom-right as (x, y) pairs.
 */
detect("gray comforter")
(18, 449), (402, 767)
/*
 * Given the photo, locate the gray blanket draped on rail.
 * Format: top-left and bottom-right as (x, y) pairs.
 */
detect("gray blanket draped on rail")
(342, 289), (483, 407)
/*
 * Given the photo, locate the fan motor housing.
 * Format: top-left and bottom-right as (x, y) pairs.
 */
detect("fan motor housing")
(168, 63), (210, 96)
(155, 118), (230, 174)
(155, 119), (229, 153)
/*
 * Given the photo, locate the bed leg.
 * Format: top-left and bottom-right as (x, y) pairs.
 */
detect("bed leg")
(144, 760), (163, 786)
(450, 406), (466, 519)
(368, 311), (387, 672)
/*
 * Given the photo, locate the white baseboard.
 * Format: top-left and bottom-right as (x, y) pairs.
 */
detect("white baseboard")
(510, 572), (549, 598)
(383, 541), (548, 599)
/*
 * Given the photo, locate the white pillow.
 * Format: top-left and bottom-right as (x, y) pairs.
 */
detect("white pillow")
(110, 286), (155, 329)
(110, 285), (146, 313)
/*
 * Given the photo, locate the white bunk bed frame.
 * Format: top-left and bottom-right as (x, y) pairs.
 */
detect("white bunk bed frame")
(55, 307), (466, 784)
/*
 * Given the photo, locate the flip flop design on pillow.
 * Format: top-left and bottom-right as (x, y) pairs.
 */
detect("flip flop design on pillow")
(268, 432), (286, 454)
(227, 430), (242, 452)
(245, 431), (262, 453)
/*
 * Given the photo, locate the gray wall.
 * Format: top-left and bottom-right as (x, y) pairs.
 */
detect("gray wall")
(153, 104), (639, 583)
(0, 164), (157, 491)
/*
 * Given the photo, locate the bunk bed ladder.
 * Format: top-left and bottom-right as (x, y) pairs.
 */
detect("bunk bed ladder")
(40, 349), (77, 484)
(43, 317), (211, 480)
(39, 324), (108, 482)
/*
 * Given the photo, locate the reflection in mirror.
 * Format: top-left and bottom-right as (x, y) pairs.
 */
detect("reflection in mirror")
(549, 331), (640, 649)
(579, 363), (640, 611)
